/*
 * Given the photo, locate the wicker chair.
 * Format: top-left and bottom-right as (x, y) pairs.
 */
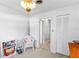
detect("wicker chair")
(24, 35), (35, 51)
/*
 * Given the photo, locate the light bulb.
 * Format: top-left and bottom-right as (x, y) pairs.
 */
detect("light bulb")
(26, 2), (36, 9)
(21, 1), (27, 9)
(21, 0), (36, 9)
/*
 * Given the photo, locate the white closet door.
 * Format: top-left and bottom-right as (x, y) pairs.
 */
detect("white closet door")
(62, 15), (69, 55)
(56, 14), (69, 55)
(56, 16), (63, 54)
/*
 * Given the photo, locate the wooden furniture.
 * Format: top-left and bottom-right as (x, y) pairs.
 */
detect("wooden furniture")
(68, 42), (79, 58)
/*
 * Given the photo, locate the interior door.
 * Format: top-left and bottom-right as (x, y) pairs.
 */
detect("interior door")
(62, 15), (70, 55)
(56, 14), (70, 55)
(56, 16), (63, 54)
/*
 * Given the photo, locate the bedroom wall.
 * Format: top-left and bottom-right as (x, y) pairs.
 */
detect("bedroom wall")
(0, 5), (28, 41)
(30, 3), (79, 55)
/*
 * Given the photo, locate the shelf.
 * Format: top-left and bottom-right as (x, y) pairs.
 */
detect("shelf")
(3, 46), (15, 49)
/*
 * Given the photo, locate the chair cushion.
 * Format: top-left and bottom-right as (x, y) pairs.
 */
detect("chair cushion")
(24, 35), (32, 43)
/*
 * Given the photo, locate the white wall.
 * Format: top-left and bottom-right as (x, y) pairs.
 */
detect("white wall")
(0, 5), (28, 42)
(30, 4), (79, 55)
(30, 16), (40, 48)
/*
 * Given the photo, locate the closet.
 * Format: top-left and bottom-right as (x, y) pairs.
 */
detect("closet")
(56, 14), (70, 55)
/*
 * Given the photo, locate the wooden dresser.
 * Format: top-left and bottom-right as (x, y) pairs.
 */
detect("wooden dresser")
(69, 41), (79, 58)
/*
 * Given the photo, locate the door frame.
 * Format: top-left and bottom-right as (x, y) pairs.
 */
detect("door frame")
(39, 18), (51, 48)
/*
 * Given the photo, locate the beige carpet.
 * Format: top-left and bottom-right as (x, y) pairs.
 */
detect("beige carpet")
(11, 41), (69, 58)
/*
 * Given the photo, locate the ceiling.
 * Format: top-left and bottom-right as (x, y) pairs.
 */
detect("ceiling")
(0, 0), (79, 15)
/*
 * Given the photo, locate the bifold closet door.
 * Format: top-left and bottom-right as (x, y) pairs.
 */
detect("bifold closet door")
(62, 15), (69, 55)
(56, 16), (63, 54)
(56, 14), (69, 55)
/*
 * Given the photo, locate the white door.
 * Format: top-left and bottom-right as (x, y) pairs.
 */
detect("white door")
(56, 14), (70, 55)
(62, 15), (70, 55)
(56, 16), (63, 54)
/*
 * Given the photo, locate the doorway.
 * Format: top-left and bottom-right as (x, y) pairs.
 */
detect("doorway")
(39, 18), (51, 50)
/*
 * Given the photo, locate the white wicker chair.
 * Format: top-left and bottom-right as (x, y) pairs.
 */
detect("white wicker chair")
(24, 35), (35, 51)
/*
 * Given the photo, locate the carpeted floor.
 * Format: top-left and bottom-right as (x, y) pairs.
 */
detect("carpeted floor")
(11, 41), (69, 58)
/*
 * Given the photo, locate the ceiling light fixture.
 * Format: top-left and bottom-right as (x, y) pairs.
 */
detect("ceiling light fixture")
(21, 0), (43, 13)
(20, 0), (43, 35)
